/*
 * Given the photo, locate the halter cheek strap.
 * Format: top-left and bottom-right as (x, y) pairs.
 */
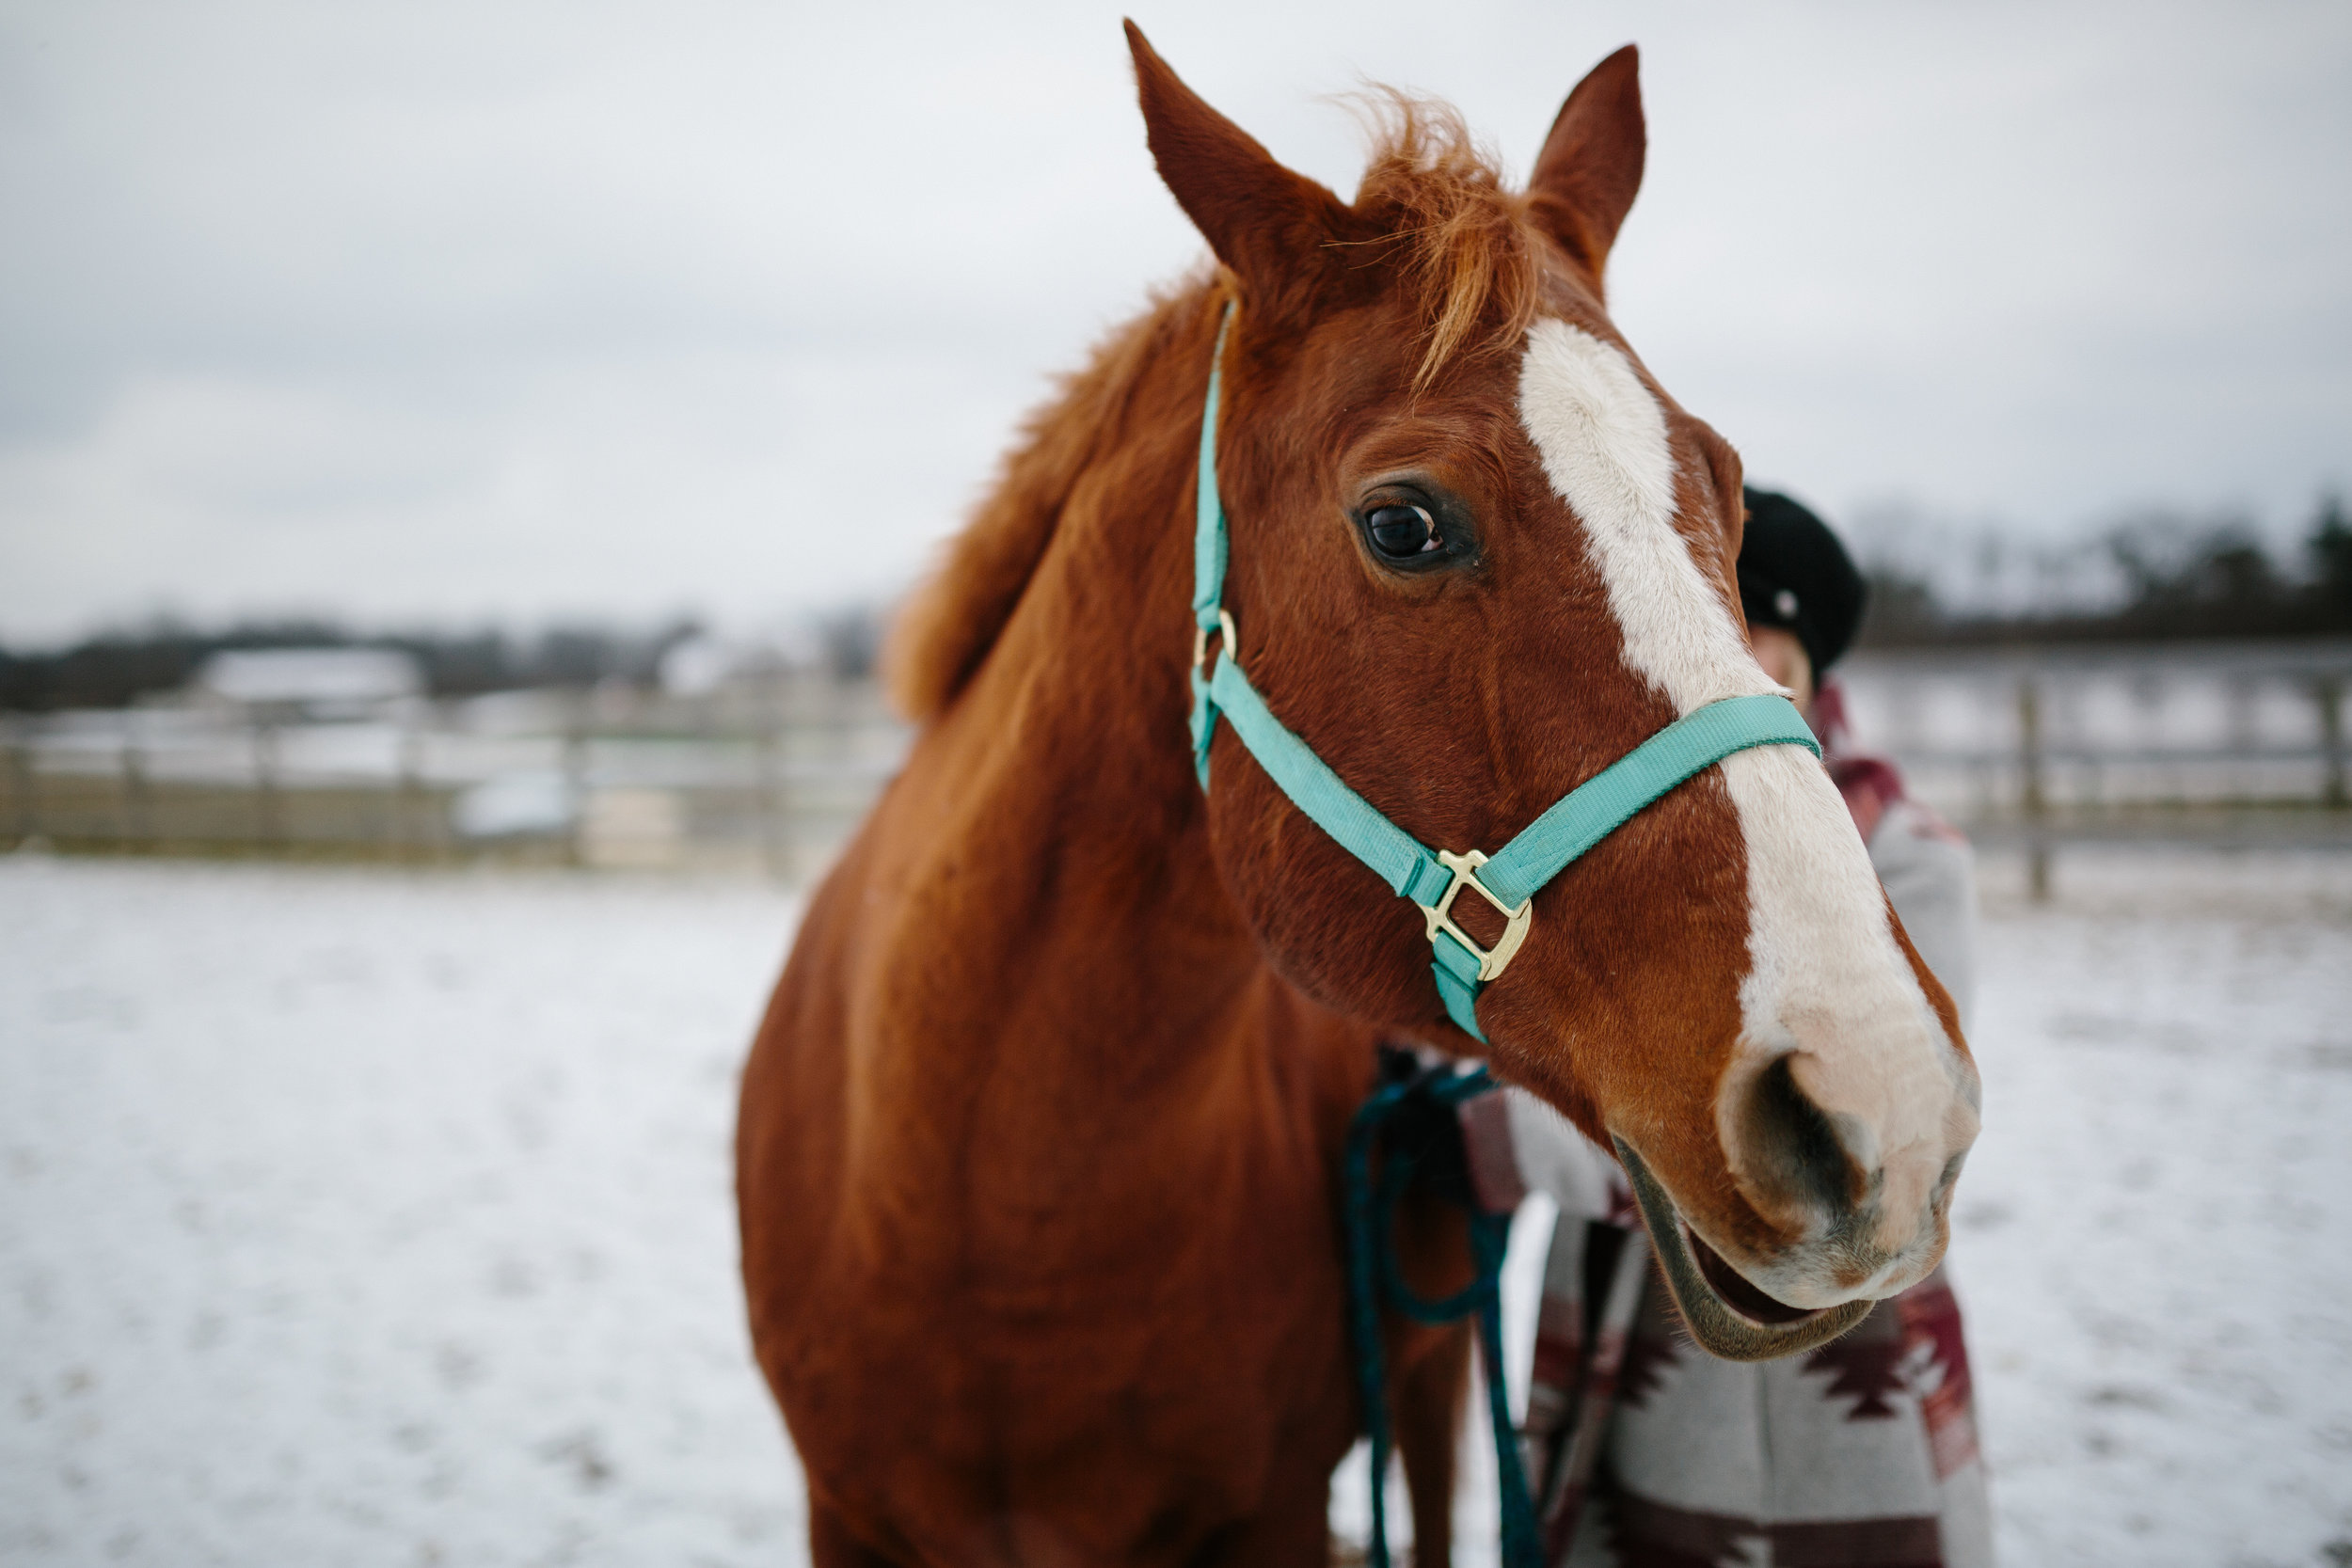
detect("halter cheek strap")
(1186, 302), (1821, 1042)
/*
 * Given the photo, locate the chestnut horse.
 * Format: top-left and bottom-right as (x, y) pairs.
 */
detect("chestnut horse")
(738, 25), (1979, 1568)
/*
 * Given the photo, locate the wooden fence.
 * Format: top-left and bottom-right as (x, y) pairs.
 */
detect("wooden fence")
(0, 674), (907, 879)
(5, 641), (2347, 881)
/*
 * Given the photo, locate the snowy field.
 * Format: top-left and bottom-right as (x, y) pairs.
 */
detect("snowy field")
(4, 847), (2350, 1566)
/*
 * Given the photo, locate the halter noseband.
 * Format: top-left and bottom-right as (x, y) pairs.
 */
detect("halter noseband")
(1185, 303), (1821, 1042)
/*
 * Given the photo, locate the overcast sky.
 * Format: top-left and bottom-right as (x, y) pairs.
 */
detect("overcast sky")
(2, 0), (2347, 646)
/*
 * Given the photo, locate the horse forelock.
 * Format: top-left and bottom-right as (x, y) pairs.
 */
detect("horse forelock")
(1341, 87), (1542, 395)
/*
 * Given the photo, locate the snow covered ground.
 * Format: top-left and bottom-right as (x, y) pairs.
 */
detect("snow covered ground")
(1952, 848), (2352, 1567)
(0, 859), (806, 1566)
(3, 847), (2349, 1566)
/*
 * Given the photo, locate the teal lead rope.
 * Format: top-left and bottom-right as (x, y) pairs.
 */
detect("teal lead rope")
(1344, 1057), (1541, 1568)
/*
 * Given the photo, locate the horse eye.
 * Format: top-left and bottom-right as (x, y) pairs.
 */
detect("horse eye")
(1366, 503), (1438, 560)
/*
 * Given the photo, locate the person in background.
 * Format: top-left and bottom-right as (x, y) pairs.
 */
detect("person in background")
(1486, 488), (1992, 1568)
(1740, 489), (1978, 1022)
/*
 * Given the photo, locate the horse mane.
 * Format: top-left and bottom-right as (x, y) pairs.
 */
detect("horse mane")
(883, 285), (1212, 721)
(885, 92), (1542, 722)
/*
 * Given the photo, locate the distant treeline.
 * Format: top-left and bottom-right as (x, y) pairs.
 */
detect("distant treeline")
(7, 501), (2346, 709)
(0, 607), (892, 714)
(1861, 496), (2352, 647)
(0, 620), (693, 713)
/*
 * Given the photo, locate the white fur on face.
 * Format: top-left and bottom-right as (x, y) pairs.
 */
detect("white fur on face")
(1516, 317), (1978, 1307)
(1513, 319), (1771, 716)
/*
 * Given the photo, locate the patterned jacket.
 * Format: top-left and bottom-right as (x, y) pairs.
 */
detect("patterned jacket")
(1474, 706), (1993, 1568)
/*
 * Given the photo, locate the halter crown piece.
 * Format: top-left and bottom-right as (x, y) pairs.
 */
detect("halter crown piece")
(1186, 302), (1822, 1043)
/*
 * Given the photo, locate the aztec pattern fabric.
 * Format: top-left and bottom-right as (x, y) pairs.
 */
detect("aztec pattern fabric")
(1459, 729), (1994, 1568)
(1470, 1100), (1993, 1568)
(1558, 1243), (1987, 1565)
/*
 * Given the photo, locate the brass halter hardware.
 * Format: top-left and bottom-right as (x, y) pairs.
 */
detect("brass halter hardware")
(1192, 608), (1238, 677)
(1419, 849), (1534, 983)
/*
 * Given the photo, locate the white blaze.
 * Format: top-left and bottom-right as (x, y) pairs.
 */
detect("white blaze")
(1516, 317), (1972, 1305)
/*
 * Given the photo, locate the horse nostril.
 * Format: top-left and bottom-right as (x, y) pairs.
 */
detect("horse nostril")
(1734, 1053), (1870, 1217)
(1935, 1151), (1966, 1209)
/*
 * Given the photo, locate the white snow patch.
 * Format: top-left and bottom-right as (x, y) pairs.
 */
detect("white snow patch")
(0, 856), (806, 1566)
(3, 847), (2349, 1567)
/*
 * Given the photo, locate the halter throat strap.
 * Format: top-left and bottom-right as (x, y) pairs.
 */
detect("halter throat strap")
(1184, 302), (1820, 1042)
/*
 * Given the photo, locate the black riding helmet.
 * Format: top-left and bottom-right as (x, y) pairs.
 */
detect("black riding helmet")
(1738, 487), (1867, 677)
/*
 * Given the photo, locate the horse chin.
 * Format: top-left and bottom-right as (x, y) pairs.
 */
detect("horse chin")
(1613, 1136), (1872, 1363)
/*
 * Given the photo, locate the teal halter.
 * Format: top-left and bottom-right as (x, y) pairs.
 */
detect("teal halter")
(1185, 304), (1821, 1043)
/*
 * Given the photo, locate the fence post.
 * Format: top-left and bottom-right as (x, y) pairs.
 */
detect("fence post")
(757, 677), (788, 882)
(7, 716), (35, 847)
(563, 700), (590, 868)
(254, 712), (283, 853)
(2318, 674), (2347, 812)
(120, 710), (151, 850)
(2017, 674), (2051, 902)
(397, 709), (428, 862)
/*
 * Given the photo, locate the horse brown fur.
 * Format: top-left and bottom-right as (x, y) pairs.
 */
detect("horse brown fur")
(747, 268), (1473, 1566)
(741, 25), (1969, 1568)
(1526, 44), (1645, 295)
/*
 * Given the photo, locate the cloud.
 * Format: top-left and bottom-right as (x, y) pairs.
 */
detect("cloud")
(2, 0), (2346, 644)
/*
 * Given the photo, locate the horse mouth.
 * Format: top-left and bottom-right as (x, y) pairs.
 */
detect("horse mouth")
(1683, 1225), (1820, 1326)
(1613, 1136), (1871, 1362)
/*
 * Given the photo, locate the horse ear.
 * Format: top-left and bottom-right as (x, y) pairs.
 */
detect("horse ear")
(1527, 44), (1646, 294)
(1125, 21), (1356, 324)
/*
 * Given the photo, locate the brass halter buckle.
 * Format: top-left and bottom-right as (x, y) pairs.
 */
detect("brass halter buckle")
(1421, 848), (1534, 983)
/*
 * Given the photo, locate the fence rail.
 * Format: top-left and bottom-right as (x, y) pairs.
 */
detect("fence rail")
(1837, 640), (2352, 847)
(0, 674), (910, 879)
(5, 641), (2348, 879)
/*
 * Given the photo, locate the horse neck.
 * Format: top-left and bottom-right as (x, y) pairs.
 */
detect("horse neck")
(877, 295), (1267, 1076)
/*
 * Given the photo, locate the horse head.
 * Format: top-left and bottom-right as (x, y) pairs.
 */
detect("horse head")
(1128, 24), (1979, 1359)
